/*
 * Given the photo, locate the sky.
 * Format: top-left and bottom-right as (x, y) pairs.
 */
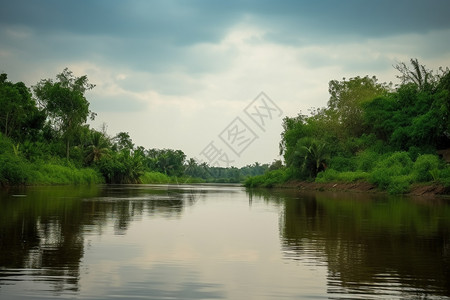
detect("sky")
(1, 0), (450, 167)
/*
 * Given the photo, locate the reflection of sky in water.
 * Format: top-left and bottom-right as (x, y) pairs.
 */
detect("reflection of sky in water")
(1, 185), (449, 299)
(75, 187), (328, 299)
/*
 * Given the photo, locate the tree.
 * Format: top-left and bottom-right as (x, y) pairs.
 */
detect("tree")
(112, 132), (134, 152)
(394, 58), (437, 92)
(84, 129), (111, 165)
(363, 60), (450, 150)
(328, 76), (389, 138)
(33, 68), (96, 159)
(0, 73), (45, 141)
(292, 138), (329, 178)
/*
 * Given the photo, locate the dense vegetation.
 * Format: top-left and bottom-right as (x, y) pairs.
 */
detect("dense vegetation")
(0, 69), (268, 186)
(245, 59), (450, 193)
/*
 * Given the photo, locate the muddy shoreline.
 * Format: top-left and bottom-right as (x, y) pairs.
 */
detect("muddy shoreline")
(275, 181), (450, 197)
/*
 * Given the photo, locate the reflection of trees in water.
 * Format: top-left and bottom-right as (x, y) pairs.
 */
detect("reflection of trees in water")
(253, 189), (450, 298)
(0, 185), (201, 293)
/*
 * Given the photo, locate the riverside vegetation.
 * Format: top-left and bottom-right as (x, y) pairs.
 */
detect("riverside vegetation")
(0, 68), (268, 186)
(1, 59), (449, 193)
(245, 59), (450, 194)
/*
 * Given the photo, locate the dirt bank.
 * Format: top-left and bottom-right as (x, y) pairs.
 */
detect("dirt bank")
(276, 181), (450, 197)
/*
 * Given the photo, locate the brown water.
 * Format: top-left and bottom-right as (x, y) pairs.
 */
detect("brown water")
(0, 184), (449, 299)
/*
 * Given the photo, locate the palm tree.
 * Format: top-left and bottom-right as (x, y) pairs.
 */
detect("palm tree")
(84, 130), (110, 165)
(298, 140), (329, 178)
(394, 58), (436, 91)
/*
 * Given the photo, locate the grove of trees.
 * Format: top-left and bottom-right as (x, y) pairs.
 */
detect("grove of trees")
(246, 59), (450, 193)
(0, 69), (268, 186)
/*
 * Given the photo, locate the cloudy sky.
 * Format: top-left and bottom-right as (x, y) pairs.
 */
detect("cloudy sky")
(1, 0), (450, 166)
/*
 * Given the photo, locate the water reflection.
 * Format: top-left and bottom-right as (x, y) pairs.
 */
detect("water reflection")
(249, 189), (450, 298)
(0, 185), (204, 296)
(1, 185), (449, 299)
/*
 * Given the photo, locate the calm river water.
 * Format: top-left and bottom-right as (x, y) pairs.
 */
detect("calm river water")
(0, 184), (449, 299)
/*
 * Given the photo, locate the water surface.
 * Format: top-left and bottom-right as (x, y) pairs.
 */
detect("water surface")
(0, 184), (449, 299)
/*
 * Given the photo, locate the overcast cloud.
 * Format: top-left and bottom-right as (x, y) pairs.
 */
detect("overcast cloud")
(1, 0), (450, 166)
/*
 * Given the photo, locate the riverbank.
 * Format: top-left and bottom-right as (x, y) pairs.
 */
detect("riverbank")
(274, 181), (450, 197)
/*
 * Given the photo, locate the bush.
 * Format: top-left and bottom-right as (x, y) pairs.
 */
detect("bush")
(0, 153), (31, 186)
(329, 156), (356, 172)
(316, 169), (368, 183)
(356, 150), (383, 172)
(244, 169), (288, 188)
(438, 166), (450, 187)
(140, 171), (171, 184)
(315, 169), (340, 183)
(369, 152), (413, 191)
(387, 175), (412, 194)
(412, 154), (441, 182)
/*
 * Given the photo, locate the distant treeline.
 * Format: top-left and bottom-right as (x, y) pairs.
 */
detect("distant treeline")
(0, 69), (271, 186)
(245, 59), (450, 194)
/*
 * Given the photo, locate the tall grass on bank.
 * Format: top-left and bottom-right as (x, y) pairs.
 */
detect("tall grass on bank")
(0, 154), (103, 186)
(30, 160), (104, 185)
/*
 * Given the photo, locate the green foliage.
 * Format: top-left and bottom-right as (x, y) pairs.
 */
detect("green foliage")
(272, 59), (450, 194)
(0, 152), (31, 186)
(145, 148), (186, 177)
(1, 61), (449, 192)
(328, 75), (390, 137)
(33, 68), (96, 159)
(437, 167), (450, 187)
(412, 154), (441, 182)
(30, 160), (103, 185)
(140, 171), (172, 184)
(315, 169), (369, 183)
(244, 169), (288, 188)
(386, 175), (412, 195)
(355, 150), (383, 172)
(84, 129), (111, 165)
(328, 156), (357, 172)
(96, 150), (144, 184)
(369, 152), (414, 193)
(0, 73), (45, 141)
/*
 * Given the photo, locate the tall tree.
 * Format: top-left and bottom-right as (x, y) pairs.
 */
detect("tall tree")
(0, 73), (45, 141)
(328, 76), (389, 138)
(33, 68), (96, 159)
(394, 58), (437, 92)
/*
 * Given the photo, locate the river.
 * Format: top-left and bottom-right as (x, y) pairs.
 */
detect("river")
(0, 184), (449, 299)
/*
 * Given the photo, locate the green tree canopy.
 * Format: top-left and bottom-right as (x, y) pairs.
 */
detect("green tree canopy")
(33, 68), (96, 159)
(328, 75), (390, 138)
(0, 73), (45, 141)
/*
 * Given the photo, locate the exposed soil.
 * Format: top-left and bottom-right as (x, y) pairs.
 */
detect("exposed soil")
(276, 181), (450, 197)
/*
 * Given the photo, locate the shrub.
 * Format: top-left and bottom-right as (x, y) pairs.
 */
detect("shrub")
(369, 152), (413, 191)
(140, 171), (171, 184)
(356, 150), (383, 172)
(329, 156), (357, 172)
(387, 175), (412, 194)
(412, 154), (441, 182)
(316, 169), (368, 183)
(0, 153), (31, 186)
(244, 169), (288, 188)
(438, 167), (450, 187)
(315, 169), (339, 183)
